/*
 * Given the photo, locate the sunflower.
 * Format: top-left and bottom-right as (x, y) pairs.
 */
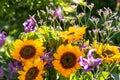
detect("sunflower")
(18, 58), (45, 80)
(59, 25), (86, 43)
(98, 44), (120, 64)
(91, 40), (120, 64)
(11, 39), (45, 64)
(52, 44), (85, 77)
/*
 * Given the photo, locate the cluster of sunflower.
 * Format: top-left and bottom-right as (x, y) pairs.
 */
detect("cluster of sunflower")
(0, 12), (119, 80)
(10, 24), (86, 80)
(9, 23), (120, 80)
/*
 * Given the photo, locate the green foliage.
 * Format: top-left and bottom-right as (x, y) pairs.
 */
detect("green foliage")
(0, 0), (57, 37)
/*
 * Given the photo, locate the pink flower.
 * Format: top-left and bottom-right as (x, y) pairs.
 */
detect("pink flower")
(53, 7), (62, 20)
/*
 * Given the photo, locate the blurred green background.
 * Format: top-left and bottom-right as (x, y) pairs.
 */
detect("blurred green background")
(0, 0), (118, 38)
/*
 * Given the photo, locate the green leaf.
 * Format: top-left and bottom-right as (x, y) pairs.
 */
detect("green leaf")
(99, 72), (109, 80)
(70, 73), (76, 80)
(111, 74), (120, 80)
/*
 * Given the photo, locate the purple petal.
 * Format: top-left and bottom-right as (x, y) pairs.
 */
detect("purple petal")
(79, 49), (102, 73)
(46, 49), (53, 56)
(92, 58), (102, 66)
(79, 56), (88, 66)
(53, 7), (62, 20)
(84, 65), (94, 72)
(30, 15), (36, 23)
(8, 59), (23, 78)
(81, 45), (88, 49)
(41, 50), (53, 67)
(54, 7), (61, 16)
(58, 14), (62, 20)
(23, 15), (36, 33)
(45, 58), (53, 68)
(87, 49), (96, 60)
(0, 32), (6, 47)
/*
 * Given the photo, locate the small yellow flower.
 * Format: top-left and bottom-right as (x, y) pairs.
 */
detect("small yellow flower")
(60, 25), (86, 43)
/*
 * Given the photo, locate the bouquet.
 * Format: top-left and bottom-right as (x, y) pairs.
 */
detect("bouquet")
(0, 1), (120, 80)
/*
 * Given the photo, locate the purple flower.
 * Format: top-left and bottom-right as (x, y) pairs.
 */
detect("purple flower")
(78, 49), (102, 72)
(23, 15), (36, 33)
(0, 32), (6, 47)
(53, 7), (62, 20)
(41, 50), (53, 67)
(78, 43), (89, 50)
(0, 67), (4, 78)
(8, 59), (23, 78)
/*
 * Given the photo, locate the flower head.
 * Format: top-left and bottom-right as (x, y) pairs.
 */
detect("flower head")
(8, 59), (23, 78)
(23, 15), (36, 33)
(53, 7), (62, 20)
(0, 32), (6, 47)
(53, 44), (84, 77)
(59, 25), (86, 43)
(18, 58), (45, 80)
(91, 40), (120, 64)
(0, 67), (4, 78)
(41, 49), (53, 67)
(11, 39), (45, 64)
(79, 49), (102, 72)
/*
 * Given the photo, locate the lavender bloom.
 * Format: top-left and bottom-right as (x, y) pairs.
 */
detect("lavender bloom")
(8, 59), (23, 78)
(53, 7), (62, 20)
(87, 3), (94, 10)
(0, 32), (6, 47)
(41, 50), (53, 67)
(89, 16), (99, 24)
(78, 49), (102, 72)
(23, 15), (36, 33)
(0, 67), (4, 78)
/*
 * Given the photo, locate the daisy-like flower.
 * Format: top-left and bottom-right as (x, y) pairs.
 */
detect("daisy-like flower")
(18, 58), (45, 80)
(53, 6), (62, 20)
(0, 32), (6, 47)
(79, 49), (102, 72)
(52, 44), (85, 78)
(59, 25), (86, 43)
(11, 39), (45, 64)
(23, 15), (36, 33)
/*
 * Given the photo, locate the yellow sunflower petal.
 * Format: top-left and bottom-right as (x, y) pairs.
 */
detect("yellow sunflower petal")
(53, 44), (84, 78)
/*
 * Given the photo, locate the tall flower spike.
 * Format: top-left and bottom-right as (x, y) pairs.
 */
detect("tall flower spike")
(0, 32), (6, 47)
(23, 15), (36, 33)
(8, 59), (23, 78)
(53, 7), (62, 20)
(78, 49), (102, 72)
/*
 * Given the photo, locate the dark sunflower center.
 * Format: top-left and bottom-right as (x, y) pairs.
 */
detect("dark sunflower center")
(60, 52), (76, 69)
(25, 67), (39, 80)
(102, 50), (114, 57)
(20, 45), (36, 59)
